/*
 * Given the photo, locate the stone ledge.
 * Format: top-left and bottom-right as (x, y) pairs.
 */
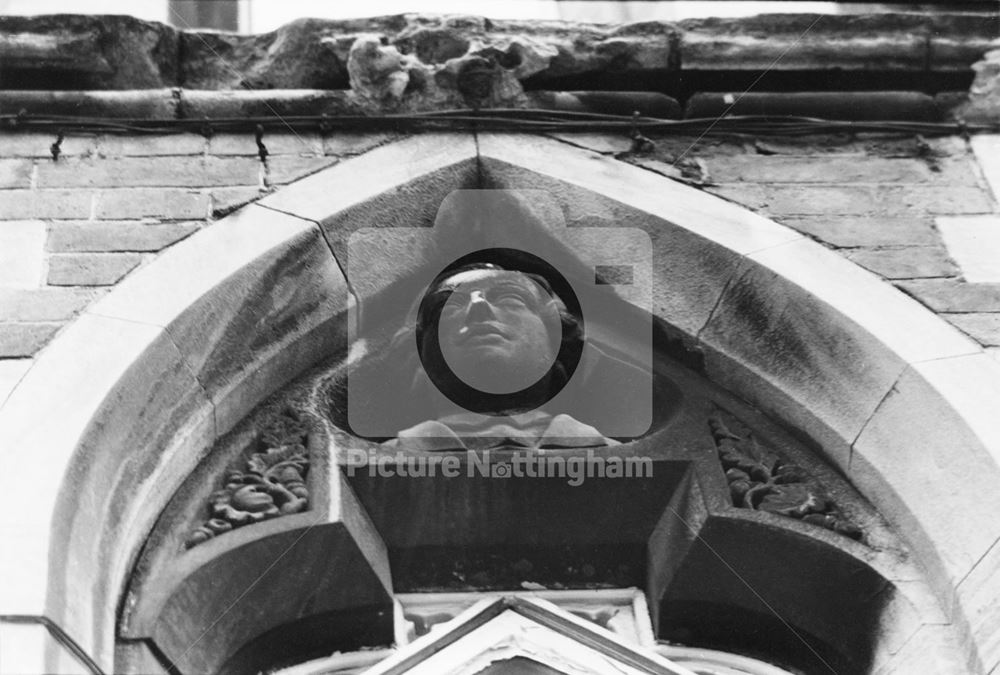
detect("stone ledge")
(0, 13), (994, 94)
(6, 88), (973, 122)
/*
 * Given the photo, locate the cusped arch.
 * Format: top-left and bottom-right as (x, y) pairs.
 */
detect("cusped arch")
(0, 132), (998, 674)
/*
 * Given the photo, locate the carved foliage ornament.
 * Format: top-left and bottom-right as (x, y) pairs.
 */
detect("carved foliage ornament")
(185, 410), (310, 549)
(709, 414), (861, 540)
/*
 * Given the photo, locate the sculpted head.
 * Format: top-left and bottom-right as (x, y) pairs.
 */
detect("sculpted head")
(415, 262), (583, 414)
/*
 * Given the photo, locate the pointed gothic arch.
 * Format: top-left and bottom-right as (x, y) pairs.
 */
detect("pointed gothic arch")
(1, 133), (998, 674)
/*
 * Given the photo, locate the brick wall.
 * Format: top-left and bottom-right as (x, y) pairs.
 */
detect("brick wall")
(0, 130), (392, 396)
(2, 130), (999, 402)
(594, 131), (1000, 350)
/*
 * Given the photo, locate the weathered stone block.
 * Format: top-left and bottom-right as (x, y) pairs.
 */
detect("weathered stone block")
(208, 131), (324, 156)
(178, 15), (679, 92)
(852, 355), (1000, 613)
(764, 185), (993, 216)
(0, 220), (46, 288)
(872, 624), (973, 675)
(179, 89), (359, 118)
(179, 18), (356, 90)
(933, 157), (989, 188)
(846, 246), (958, 280)
(705, 156), (935, 184)
(687, 91), (942, 122)
(681, 14), (916, 70)
(926, 15), (1000, 72)
(0, 288), (99, 321)
(549, 133), (634, 155)
(96, 134), (207, 157)
(703, 184), (769, 211)
(945, 313), (1000, 346)
(47, 253), (143, 286)
(896, 279), (1000, 313)
(0, 14), (178, 88)
(779, 216), (941, 248)
(958, 538), (1000, 673)
(0, 190), (92, 220)
(703, 236), (976, 473)
(961, 49), (1000, 124)
(0, 133), (96, 158)
(87, 204), (349, 436)
(95, 189), (209, 220)
(37, 157), (260, 189)
(323, 132), (397, 157)
(46, 221), (199, 253)
(763, 185), (881, 215)
(881, 185), (994, 215)
(0, 322), (61, 357)
(1, 90), (177, 118)
(210, 186), (266, 217)
(0, 159), (33, 189)
(266, 155), (339, 186)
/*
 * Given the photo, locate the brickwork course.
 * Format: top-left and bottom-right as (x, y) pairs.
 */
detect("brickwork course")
(0, 130), (396, 395)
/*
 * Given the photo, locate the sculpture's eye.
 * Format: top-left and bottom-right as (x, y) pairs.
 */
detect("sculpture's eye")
(487, 283), (534, 309)
(492, 291), (529, 308)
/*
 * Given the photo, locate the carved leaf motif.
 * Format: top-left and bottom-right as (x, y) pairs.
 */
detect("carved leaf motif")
(757, 484), (826, 516)
(709, 412), (861, 540)
(185, 411), (311, 549)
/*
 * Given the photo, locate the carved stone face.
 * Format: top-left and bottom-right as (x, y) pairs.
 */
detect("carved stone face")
(428, 268), (562, 395)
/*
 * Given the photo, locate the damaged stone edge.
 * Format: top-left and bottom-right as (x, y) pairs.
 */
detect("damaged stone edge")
(0, 88), (982, 124)
(1, 13), (996, 92)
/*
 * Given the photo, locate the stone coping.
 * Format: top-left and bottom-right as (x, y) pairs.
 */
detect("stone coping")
(0, 88), (971, 123)
(4, 11), (997, 120)
(1, 132), (999, 671)
(2, 13), (994, 89)
(1, 12), (996, 119)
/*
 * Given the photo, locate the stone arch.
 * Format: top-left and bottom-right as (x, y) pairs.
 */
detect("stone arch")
(1, 132), (998, 673)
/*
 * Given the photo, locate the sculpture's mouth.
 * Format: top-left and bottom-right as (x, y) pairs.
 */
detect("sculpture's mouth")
(457, 322), (509, 343)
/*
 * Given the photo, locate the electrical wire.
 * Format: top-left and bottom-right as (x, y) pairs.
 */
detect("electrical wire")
(2, 108), (996, 137)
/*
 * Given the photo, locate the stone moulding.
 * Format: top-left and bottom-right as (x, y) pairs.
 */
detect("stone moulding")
(1, 132), (999, 673)
(3, 12), (995, 120)
(0, 12), (994, 92)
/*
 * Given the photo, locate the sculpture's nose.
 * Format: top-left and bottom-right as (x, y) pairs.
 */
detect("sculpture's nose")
(465, 290), (494, 321)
